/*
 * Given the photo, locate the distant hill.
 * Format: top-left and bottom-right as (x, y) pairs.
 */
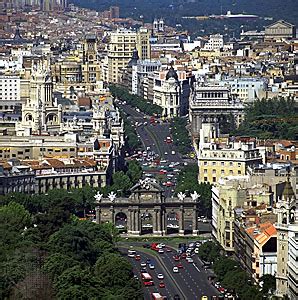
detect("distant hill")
(70, 0), (298, 37)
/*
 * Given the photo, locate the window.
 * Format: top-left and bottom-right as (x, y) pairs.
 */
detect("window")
(221, 170), (224, 174)
(213, 177), (216, 183)
(212, 169), (216, 174)
(229, 170), (233, 175)
(204, 161), (207, 166)
(204, 169), (207, 174)
(229, 162), (233, 166)
(204, 177), (208, 182)
(221, 162), (224, 166)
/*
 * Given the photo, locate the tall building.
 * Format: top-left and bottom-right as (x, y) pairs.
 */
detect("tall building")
(16, 62), (62, 135)
(275, 180), (297, 299)
(0, 74), (21, 112)
(197, 123), (262, 184)
(189, 85), (244, 139)
(107, 28), (150, 83)
(153, 66), (194, 117)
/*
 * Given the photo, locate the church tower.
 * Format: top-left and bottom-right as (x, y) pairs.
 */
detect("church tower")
(275, 179), (297, 297)
(16, 61), (62, 136)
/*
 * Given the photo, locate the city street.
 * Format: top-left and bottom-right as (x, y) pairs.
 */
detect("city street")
(120, 242), (219, 300)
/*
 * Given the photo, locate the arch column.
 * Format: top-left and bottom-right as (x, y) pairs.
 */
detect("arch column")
(153, 209), (162, 236)
(179, 208), (185, 236)
(134, 209), (140, 235)
(192, 208), (199, 236)
(95, 207), (101, 224)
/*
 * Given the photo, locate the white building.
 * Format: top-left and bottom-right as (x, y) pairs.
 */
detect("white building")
(153, 66), (194, 117)
(217, 77), (268, 102)
(0, 74), (21, 111)
(203, 34), (224, 51)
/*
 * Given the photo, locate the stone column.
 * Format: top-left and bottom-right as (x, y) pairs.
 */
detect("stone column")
(192, 209), (199, 236)
(160, 210), (166, 236)
(127, 210), (133, 234)
(95, 207), (101, 224)
(153, 209), (161, 236)
(134, 210), (140, 235)
(179, 208), (185, 236)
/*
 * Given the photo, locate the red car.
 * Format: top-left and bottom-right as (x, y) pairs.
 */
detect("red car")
(181, 253), (187, 259)
(159, 282), (165, 288)
(144, 281), (154, 286)
(166, 248), (172, 252)
(173, 255), (180, 261)
(177, 263), (184, 269)
(135, 255), (141, 261)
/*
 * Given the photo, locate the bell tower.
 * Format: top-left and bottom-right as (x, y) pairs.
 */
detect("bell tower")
(275, 178), (297, 297)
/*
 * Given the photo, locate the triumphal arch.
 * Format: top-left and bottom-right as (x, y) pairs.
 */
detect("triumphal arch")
(95, 178), (201, 236)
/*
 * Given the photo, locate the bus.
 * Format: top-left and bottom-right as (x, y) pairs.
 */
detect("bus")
(151, 292), (164, 300)
(141, 272), (154, 286)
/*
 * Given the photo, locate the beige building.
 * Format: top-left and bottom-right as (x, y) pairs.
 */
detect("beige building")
(198, 123), (262, 184)
(265, 20), (296, 41)
(212, 175), (272, 252)
(106, 28), (150, 83)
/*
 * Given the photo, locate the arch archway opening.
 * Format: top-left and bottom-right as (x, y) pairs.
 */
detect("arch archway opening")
(141, 212), (153, 234)
(166, 211), (179, 235)
(115, 212), (127, 233)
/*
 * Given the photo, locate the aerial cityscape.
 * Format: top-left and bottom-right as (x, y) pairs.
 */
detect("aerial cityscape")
(0, 0), (297, 300)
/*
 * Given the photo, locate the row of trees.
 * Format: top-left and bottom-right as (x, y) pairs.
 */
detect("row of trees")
(170, 117), (192, 155)
(175, 164), (212, 217)
(235, 97), (298, 140)
(109, 85), (163, 116)
(0, 197), (142, 299)
(198, 241), (276, 299)
(118, 106), (142, 151)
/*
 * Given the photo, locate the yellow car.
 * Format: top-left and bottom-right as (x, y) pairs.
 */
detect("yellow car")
(201, 296), (208, 300)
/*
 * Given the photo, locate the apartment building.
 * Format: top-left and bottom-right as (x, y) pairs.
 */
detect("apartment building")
(212, 175), (272, 252)
(0, 74), (21, 112)
(234, 220), (277, 282)
(198, 123), (262, 184)
(107, 28), (150, 83)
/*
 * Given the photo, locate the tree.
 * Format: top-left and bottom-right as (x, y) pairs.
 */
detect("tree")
(127, 160), (142, 184)
(55, 266), (103, 300)
(198, 241), (221, 263)
(213, 257), (239, 281)
(260, 274), (276, 294)
(94, 252), (141, 298)
(42, 253), (79, 281)
(112, 171), (132, 196)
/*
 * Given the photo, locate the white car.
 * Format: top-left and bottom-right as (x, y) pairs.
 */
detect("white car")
(173, 267), (179, 273)
(158, 249), (164, 254)
(140, 262), (146, 267)
(157, 273), (164, 280)
(149, 264), (155, 269)
(186, 257), (194, 263)
(159, 243), (166, 248)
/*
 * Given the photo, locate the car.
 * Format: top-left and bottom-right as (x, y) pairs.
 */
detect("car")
(201, 296), (208, 300)
(181, 253), (187, 259)
(186, 257), (194, 263)
(143, 244), (150, 248)
(166, 248), (172, 252)
(140, 268), (147, 273)
(159, 282), (165, 288)
(159, 243), (166, 248)
(171, 150), (176, 155)
(135, 255), (141, 261)
(173, 266), (179, 273)
(149, 264), (155, 269)
(158, 249), (164, 254)
(177, 263), (183, 269)
(164, 152), (168, 155)
(157, 273), (164, 280)
(140, 262), (146, 267)
(173, 255), (180, 261)
(146, 259), (151, 264)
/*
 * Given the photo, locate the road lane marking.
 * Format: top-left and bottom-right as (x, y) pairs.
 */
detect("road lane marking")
(192, 263), (201, 272)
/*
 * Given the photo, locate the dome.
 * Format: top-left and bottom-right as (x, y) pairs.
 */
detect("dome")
(166, 66), (178, 81)
(128, 48), (139, 67)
